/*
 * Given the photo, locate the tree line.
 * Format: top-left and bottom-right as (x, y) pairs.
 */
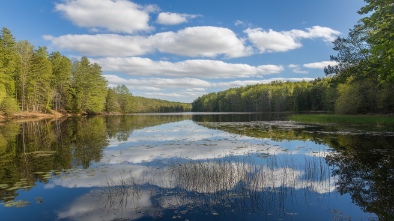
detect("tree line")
(134, 96), (191, 113)
(193, 0), (394, 114)
(192, 79), (334, 112)
(0, 27), (191, 116)
(192, 77), (394, 114)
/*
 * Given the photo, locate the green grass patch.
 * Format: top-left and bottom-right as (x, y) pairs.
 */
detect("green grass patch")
(290, 114), (394, 126)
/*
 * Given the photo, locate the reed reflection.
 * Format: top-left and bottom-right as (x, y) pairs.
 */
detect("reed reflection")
(73, 155), (336, 221)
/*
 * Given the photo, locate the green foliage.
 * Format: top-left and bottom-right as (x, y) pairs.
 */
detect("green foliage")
(106, 88), (121, 113)
(0, 84), (6, 104)
(105, 85), (135, 113)
(192, 79), (336, 113)
(133, 96), (191, 113)
(69, 57), (107, 114)
(0, 97), (19, 116)
(358, 0), (394, 83)
(106, 85), (191, 114)
(193, 76), (394, 114)
(16, 40), (34, 111)
(114, 85), (134, 113)
(0, 28), (18, 97)
(325, 0), (394, 85)
(49, 52), (72, 112)
(28, 46), (53, 112)
(376, 83), (394, 113)
(324, 28), (371, 83)
(335, 77), (379, 114)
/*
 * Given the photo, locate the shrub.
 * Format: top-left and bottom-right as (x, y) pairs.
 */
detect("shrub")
(0, 97), (19, 116)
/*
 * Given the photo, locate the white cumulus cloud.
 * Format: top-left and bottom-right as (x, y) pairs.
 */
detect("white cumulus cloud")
(93, 57), (284, 78)
(289, 26), (341, 42)
(54, 0), (158, 34)
(303, 61), (338, 69)
(245, 28), (301, 53)
(43, 34), (153, 56)
(157, 12), (199, 25)
(104, 75), (212, 88)
(245, 26), (340, 53)
(44, 26), (251, 58)
(151, 26), (252, 58)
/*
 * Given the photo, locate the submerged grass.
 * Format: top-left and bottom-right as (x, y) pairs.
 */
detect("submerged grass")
(290, 114), (394, 126)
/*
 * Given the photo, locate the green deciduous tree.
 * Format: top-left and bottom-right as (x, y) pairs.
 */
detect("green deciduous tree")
(358, 0), (394, 83)
(114, 85), (134, 113)
(0, 97), (19, 116)
(335, 77), (377, 114)
(323, 0), (394, 114)
(106, 88), (121, 113)
(324, 27), (372, 83)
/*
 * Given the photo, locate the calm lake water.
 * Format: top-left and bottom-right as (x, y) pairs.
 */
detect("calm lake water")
(0, 113), (393, 221)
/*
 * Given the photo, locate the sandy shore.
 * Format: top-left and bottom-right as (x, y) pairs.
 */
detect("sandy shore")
(0, 111), (68, 123)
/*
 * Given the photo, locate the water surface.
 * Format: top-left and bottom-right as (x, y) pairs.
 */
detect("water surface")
(0, 113), (393, 220)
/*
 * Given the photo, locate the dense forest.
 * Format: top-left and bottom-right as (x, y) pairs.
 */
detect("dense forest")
(193, 0), (394, 114)
(0, 28), (191, 116)
(192, 77), (394, 114)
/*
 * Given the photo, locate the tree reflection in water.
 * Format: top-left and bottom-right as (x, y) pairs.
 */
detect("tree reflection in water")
(199, 120), (394, 221)
(0, 115), (190, 204)
(326, 135), (394, 221)
(1, 114), (392, 221)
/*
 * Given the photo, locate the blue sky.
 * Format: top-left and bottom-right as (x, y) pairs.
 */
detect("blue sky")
(0, 0), (366, 103)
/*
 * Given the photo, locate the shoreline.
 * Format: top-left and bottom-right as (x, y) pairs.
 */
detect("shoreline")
(0, 111), (69, 123)
(0, 111), (125, 123)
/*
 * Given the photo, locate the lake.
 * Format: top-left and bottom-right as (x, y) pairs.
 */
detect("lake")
(0, 113), (393, 221)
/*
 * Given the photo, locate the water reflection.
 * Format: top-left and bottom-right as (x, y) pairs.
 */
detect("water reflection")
(56, 155), (336, 221)
(192, 112), (290, 122)
(198, 120), (394, 220)
(0, 114), (393, 220)
(326, 136), (394, 220)
(0, 115), (189, 204)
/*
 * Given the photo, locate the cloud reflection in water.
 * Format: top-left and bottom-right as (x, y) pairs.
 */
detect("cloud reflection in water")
(49, 120), (336, 220)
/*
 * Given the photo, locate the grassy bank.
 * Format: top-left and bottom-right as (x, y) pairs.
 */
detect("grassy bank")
(290, 114), (394, 126)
